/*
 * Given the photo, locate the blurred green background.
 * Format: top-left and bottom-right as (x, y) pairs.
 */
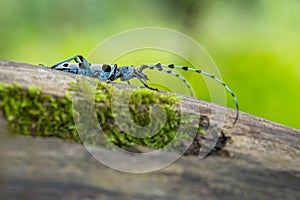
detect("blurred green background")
(1, 0), (299, 129)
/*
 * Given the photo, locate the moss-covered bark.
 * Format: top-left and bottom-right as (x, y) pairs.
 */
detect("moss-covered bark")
(0, 79), (201, 151)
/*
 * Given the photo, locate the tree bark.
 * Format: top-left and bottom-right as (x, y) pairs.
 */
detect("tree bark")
(0, 60), (299, 199)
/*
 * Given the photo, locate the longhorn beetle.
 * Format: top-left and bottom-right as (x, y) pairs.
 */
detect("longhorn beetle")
(45, 55), (239, 124)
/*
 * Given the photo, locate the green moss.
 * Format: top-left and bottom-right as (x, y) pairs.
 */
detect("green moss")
(71, 79), (183, 149)
(0, 80), (203, 150)
(0, 82), (77, 141)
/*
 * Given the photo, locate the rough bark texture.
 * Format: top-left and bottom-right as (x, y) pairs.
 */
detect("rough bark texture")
(0, 60), (299, 200)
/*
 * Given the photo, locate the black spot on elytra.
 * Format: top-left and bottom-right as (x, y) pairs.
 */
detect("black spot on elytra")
(182, 66), (188, 70)
(63, 63), (68, 67)
(102, 64), (111, 72)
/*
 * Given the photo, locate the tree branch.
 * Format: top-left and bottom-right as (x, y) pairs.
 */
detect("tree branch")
(0, 60), (299, 199)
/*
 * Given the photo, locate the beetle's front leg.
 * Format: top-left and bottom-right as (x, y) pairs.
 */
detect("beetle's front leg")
(51, 55), (82, 69)
(51, 55), (94, 74)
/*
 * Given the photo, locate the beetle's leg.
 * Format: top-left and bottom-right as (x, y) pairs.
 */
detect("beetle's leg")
(137, 78), (158, 90)
(51, 55), (82, 69)
(51, 55), (94, 75)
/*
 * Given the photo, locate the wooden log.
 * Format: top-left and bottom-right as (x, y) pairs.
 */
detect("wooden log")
(0, 60), (299, 199)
